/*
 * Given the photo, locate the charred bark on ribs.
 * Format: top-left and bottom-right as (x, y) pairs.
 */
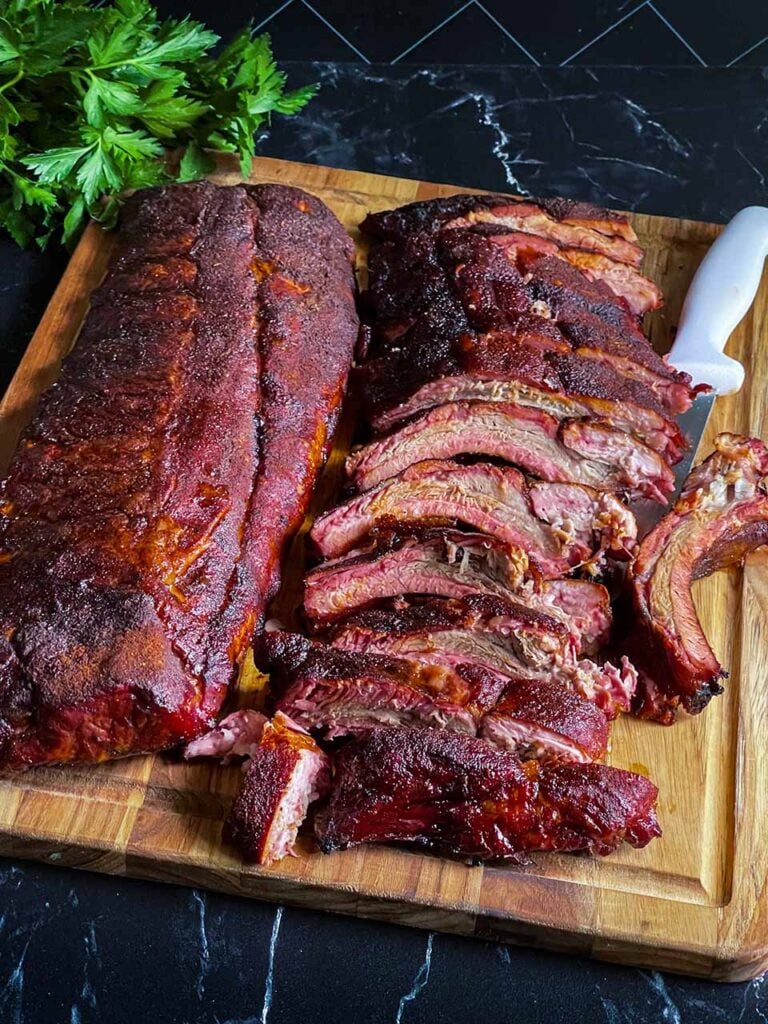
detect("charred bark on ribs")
(629, 433), (768, 723)
(316, 727), (660, 862)
(0, 181), (359, 770)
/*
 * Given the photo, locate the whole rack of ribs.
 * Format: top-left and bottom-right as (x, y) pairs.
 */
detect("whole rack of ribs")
(0, 181), (359, 770)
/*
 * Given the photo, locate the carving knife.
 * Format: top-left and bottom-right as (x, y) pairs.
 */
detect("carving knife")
(636, 206), (768, 533)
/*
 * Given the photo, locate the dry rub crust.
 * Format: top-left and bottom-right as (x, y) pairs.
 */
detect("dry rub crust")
(0, 181), (358, 770)
(317, 727), (660, 861)
(223, 713), (331, 865)
(629, 433), (768, 722)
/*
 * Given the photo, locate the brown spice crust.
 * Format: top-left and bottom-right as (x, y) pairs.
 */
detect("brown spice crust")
(0, 181), (358, 770)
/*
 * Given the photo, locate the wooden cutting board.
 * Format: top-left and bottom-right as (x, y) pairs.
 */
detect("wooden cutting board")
(1, 156), (767, 982)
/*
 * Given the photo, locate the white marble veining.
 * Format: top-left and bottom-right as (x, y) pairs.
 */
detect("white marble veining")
(192, 890), (211, 1001)
(395, 932), (435, 1023)
(0, 940), (28, 1024)
(646, 970), (682, 1024)
(261, 905), (283, 1024)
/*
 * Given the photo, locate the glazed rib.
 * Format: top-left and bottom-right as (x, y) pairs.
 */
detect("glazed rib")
(629, 433), (768, 722)
(316, 728), (661, 861)
(311, 459), (636, 573)
(329, 599), (637, 719)
(361, 193), (645, 265)
(328, 596), (575, 674)
(0, 181), (358, 770)
(223, 712), (331, 865)
(303, 528), (613, 653)
(478, 678), (609, 763)
(264, 630), (505, 737)
(346, 401), (674, 501)
(366, 369), (686, 463)
(234, 184), (359, 624)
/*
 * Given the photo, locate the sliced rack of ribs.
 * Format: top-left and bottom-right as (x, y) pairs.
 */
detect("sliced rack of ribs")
(628, 433), (768, 723)
(185, 190), (682, 864)
(316, 727), (661, 862)
(0, 181), (358, 770)
(259, 190), (671, 864)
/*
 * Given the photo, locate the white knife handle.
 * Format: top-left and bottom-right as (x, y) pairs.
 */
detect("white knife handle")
(668, 206), (768, 395)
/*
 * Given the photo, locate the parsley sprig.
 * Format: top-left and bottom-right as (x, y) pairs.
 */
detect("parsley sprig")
(0, 0), (316, 248)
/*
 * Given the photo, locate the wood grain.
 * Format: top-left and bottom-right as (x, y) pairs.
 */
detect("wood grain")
(0, 155), (766, 980)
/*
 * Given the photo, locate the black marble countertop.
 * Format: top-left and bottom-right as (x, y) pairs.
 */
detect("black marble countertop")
(1, 2), (768, 1021)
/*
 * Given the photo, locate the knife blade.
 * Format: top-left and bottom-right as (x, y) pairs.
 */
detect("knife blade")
(671, 393), (716, 498)
(635, 206), (768, 535)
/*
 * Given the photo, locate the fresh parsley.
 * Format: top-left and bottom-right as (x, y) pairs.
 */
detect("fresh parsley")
(0, 0), (316, 248)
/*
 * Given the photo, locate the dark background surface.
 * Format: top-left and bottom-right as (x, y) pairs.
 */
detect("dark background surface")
(1, 2), (767, 1021)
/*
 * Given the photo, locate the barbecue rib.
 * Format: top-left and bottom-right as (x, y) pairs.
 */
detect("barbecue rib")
(311, 459), (636, 573)
(303, 528), (613, 653)
(479, 678), (609, 763)
(366, 369), (686, 464)
(346, 401), (674, 501)
(361, 194), (645, 265)
(222, 712), (331, 865)
(329, 600), (636, 719)
(316, 728), (661, 861)
(629, 433), (768, 722)
(0, 181), (358, 770)
(264, 631), (505, 737)
(233, 184), (359, 627)
(329, 596), (574, 674)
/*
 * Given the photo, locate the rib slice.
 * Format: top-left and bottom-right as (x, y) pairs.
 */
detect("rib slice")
(328, 596), (575, 674)
(303, 528), (612, 654)
(263, 631), (504, 737)
(555, 249), (661, 316)
(467, 229), (661, 315)
(310, 459), (636, 574)
(346, 401), (673, 501)
(329, 599), (636, 719)
(444, 204), (643, 266)
(316, 728), (661, 862)
(361, 193), (643, 265)
(366, 368), (685, 463)
(629, 433), (768, 722)
(479, 678), (609, 763)
(222, 712), (331, 865)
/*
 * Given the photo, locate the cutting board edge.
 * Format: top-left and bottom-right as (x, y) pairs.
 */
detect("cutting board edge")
(0, 825), (765, 981)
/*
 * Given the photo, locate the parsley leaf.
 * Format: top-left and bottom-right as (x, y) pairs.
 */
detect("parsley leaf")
(0, 0), (316, 249)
